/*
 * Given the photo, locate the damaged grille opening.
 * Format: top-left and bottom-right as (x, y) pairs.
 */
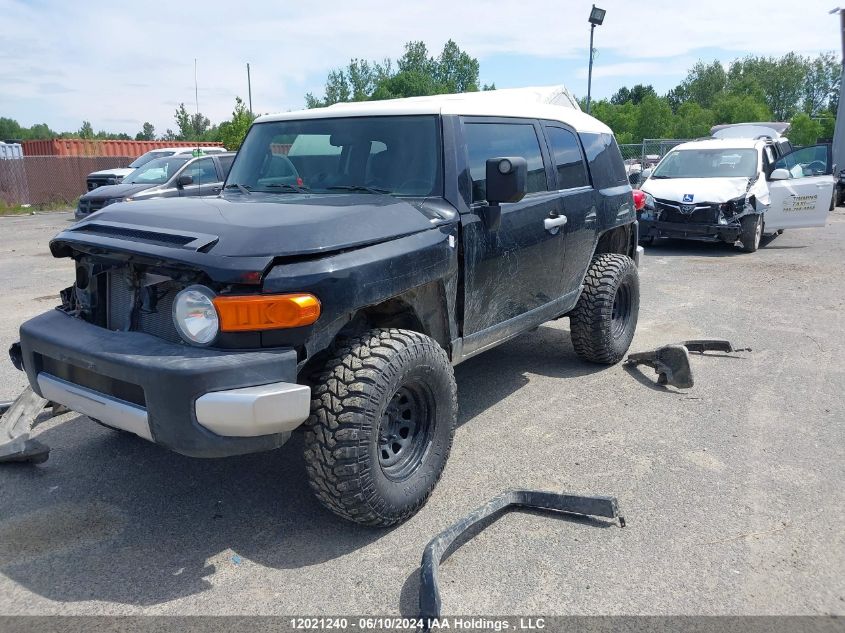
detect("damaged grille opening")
(655, 198), (721, 224)
(653, 197), (750, 225)
(63, 257), (271, 348)
(62, 258), (192, 344)
(107, 269), (182, 343)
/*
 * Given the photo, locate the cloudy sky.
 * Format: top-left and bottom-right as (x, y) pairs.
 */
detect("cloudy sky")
(0, 0), (840, 136)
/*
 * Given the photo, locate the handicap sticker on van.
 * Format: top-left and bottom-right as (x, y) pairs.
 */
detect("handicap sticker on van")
(682, 194), (694, 203)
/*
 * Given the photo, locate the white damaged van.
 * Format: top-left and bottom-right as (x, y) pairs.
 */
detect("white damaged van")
(638, 123), (834, 252)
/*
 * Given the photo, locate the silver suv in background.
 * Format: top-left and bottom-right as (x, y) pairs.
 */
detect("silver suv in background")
(85, 146), (227, 191)
(76, 152), (235, 219)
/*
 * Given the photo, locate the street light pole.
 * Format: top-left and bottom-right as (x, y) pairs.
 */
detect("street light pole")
(586, 5), (605, 115)
(839, 8), (845, 65)
(587, 23), (596, 114)
(830, 8), (845, 175)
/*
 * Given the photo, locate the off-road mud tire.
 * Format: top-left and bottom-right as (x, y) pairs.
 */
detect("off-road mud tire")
(303, 328), (457, 527)
(570, 254), (640, 365)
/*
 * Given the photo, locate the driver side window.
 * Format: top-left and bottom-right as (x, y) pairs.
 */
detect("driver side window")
(182, 158), (218, 183)
(464, 121), (548, 202)
(773, 145), (830, 179)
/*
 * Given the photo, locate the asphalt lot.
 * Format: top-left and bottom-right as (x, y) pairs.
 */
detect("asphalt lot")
(0, 210), (843, 616)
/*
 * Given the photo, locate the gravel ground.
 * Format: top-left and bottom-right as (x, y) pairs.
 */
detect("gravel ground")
(0, 210), (843, 616)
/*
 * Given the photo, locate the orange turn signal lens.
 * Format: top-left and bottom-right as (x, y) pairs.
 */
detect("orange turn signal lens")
(214, 293), (321, 332)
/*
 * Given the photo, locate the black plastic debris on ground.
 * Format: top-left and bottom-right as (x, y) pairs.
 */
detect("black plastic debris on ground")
(625, 339), (751, 389)
(418, 490), (623, 623)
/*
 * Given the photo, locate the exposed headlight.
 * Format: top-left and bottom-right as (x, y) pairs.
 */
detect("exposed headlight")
(720, 195), (748, 215)
(103, 197), (124, 207)
(644, 192), (655, 209)
(172, 285), (219, 346)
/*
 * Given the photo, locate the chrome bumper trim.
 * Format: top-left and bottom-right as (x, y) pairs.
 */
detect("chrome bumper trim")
(194, 382), (311, 437)
(37, 373), (153, 441)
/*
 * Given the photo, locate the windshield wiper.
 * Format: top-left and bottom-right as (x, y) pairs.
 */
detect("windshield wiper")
(325, 185), (392, 195)
(225, 183), (252, 195)
(261, 183), (311, 193)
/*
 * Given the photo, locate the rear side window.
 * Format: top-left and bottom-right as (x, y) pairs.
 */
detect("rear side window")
(218, 155), (235, 177)
(580, 132), (627, 188)
(464, 122), (548, 202)
(545, 126), (589, 189)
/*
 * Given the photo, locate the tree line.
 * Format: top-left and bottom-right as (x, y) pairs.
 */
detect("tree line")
(588, 53), (840, 146)
(307, 46), (839, 147)
(0, 96), (256, 150)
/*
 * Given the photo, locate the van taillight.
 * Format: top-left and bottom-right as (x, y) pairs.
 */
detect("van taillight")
(632, 189), (646, 212)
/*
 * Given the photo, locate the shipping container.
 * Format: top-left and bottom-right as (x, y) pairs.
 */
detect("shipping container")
(21, 139), (224, 158)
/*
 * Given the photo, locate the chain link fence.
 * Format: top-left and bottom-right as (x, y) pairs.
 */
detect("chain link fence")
(0, 155), (134, 208)
(619, 139), (694, 187)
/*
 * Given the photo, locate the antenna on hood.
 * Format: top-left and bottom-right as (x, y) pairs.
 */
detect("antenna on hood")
(194, 58), (203, 187)
(195, 58), (200, 152)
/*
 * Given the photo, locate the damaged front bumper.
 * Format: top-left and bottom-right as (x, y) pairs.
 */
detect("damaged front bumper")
(639, 218), (742, 243)
(18, 310), (310, 458)
(639, 195), (757, 243)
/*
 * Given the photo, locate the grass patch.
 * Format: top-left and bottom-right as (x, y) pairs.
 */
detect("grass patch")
(0, 199), (77, 216)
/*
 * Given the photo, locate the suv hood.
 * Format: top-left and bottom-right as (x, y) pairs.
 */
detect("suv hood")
(641, 177), (752, 204)
(80, 182), (159, 200)
(52, 193), (455, 283)
(88, 167), (133, 178)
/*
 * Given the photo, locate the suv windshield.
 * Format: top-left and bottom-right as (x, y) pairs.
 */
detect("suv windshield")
(226, 115), (442, 196)
(128, 151), (176, 169)
(652, 148), (758, 179)
(124, 156), (190, 185)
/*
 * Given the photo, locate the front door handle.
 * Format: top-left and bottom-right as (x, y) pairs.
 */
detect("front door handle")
(544, 214), (568, 231)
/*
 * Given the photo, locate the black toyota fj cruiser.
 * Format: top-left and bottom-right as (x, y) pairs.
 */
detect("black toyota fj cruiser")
(15, 98), (642, 526)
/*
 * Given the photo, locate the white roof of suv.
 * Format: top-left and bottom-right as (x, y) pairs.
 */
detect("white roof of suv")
(669, 138), (766, 152)
(258, 85), (612, 134)
(149, 147), (226, 155)
(710, 122), (789, 140)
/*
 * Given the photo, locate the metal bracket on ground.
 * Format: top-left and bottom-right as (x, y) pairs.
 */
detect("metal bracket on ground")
(0, 386), (62, 464)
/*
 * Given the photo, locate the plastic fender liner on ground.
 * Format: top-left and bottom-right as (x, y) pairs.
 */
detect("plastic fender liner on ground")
(418, 490), (623, 623)
(625, 339), (751, 389)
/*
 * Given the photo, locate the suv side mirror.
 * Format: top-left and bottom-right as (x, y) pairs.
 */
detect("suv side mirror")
(769, 168), (790, 181)
(486, 157), (527, 205)
(177, 174), (194, 187)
